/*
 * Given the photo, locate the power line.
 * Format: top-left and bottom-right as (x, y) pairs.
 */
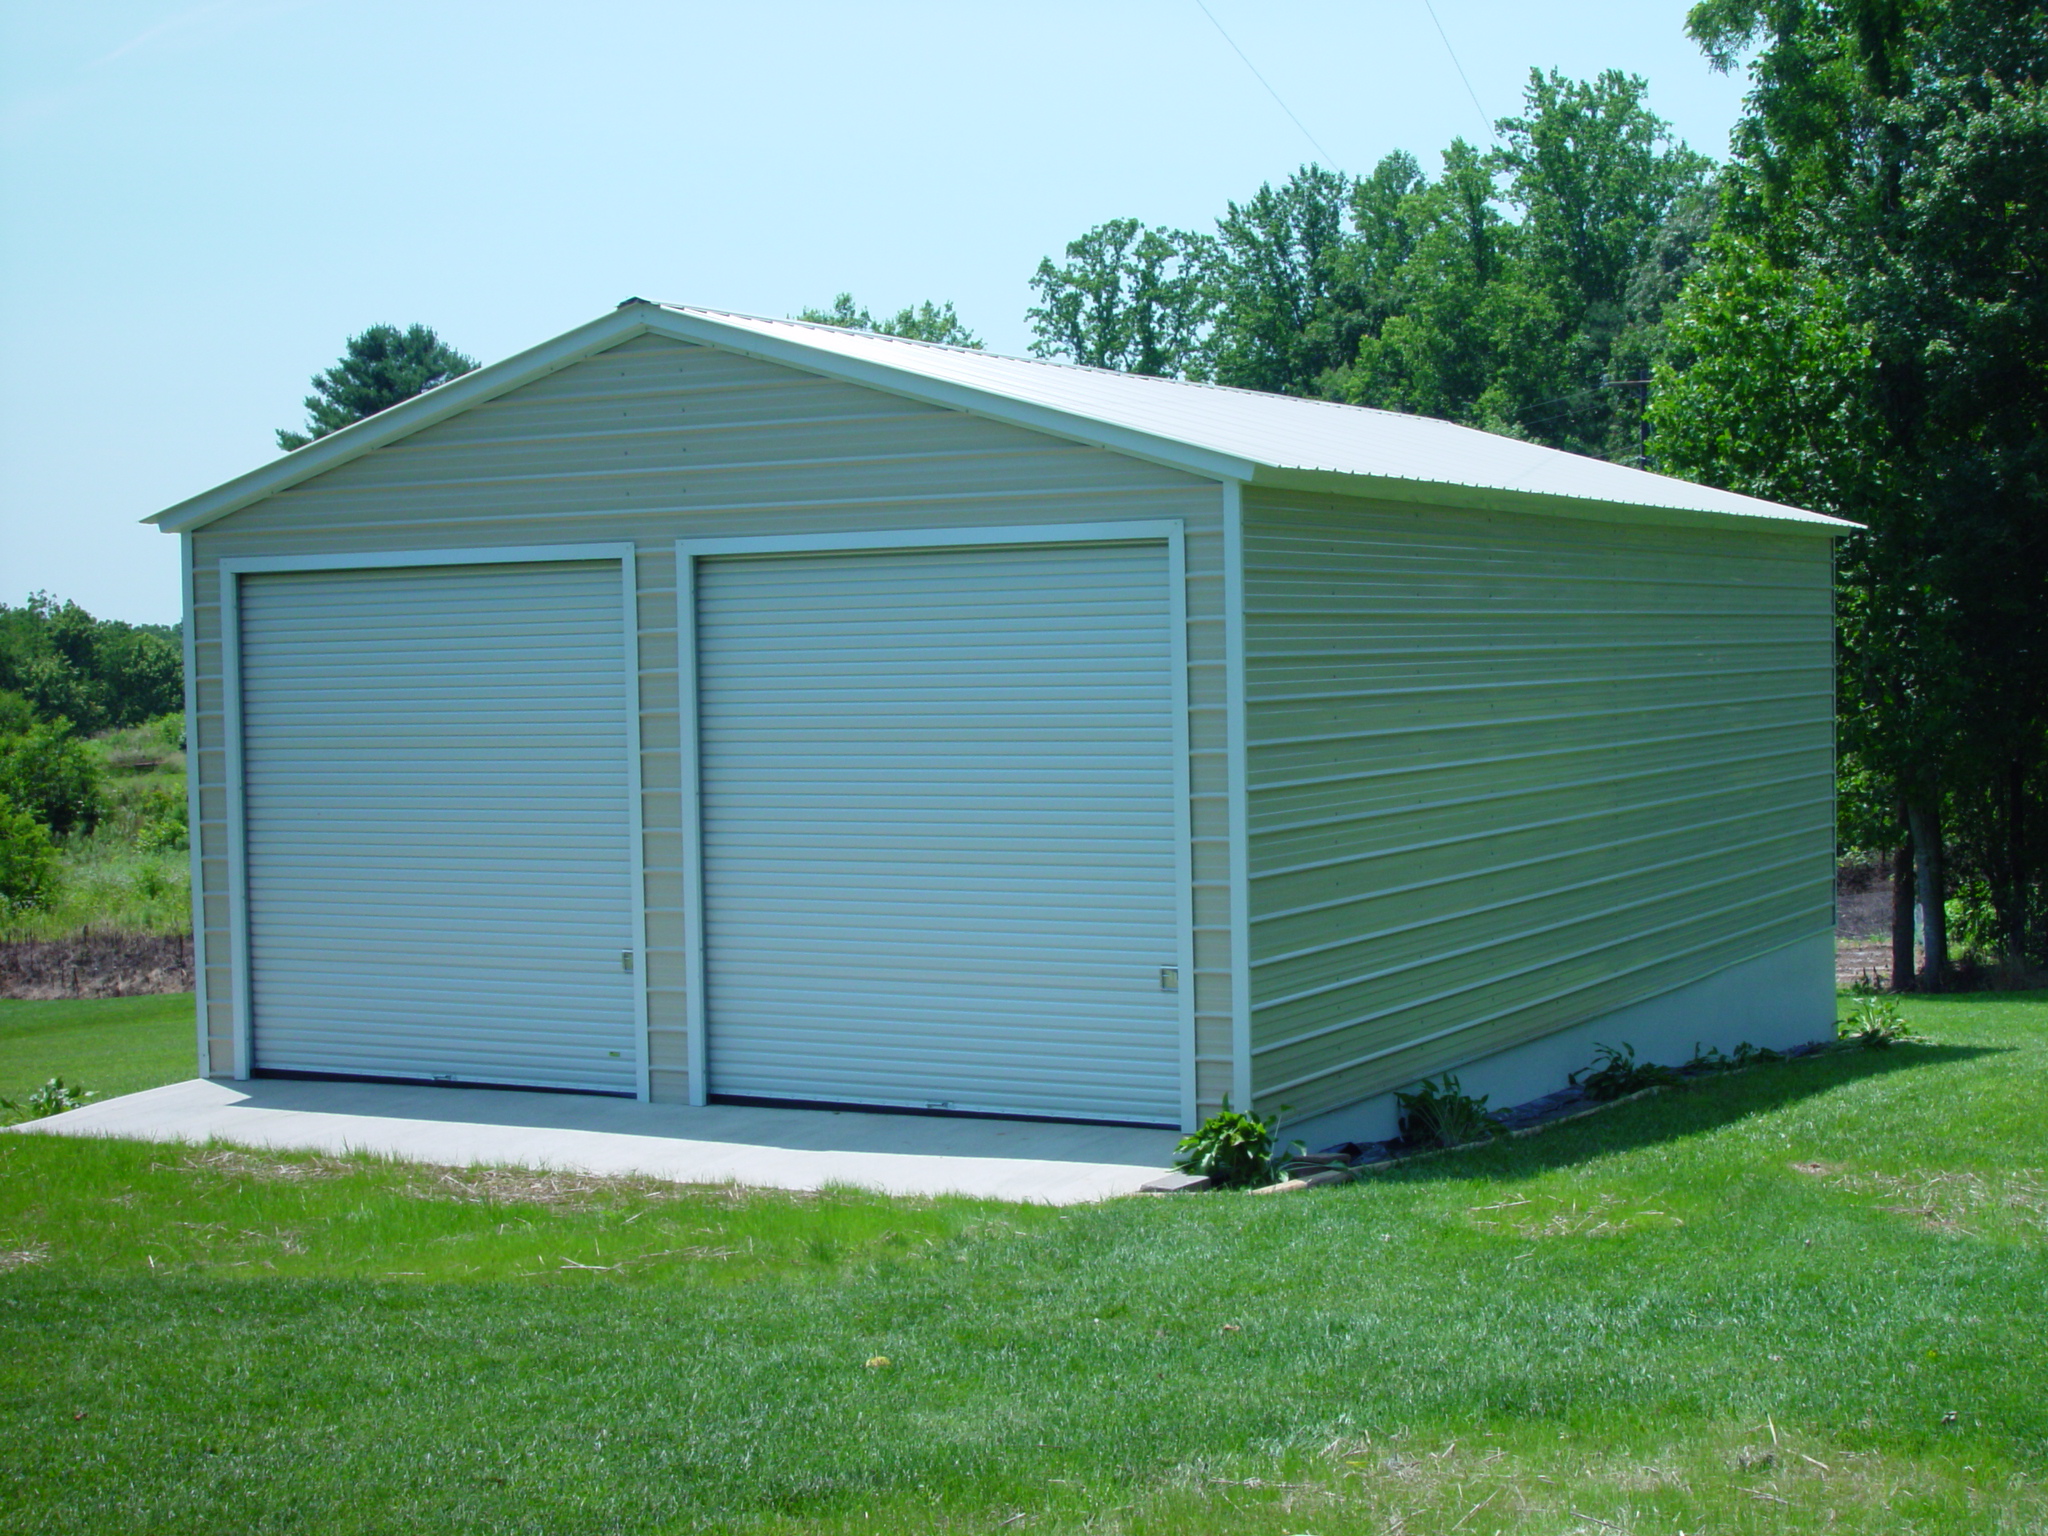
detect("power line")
(1420, 0), (1492, 140)
(1191, 0), (1336, 167)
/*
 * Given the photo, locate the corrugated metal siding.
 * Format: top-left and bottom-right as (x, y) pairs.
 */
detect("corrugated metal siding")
(237, 562), (638, 1091)
(697, 542), (1181, 1122)
(187, 334), (1233, 1108)
(1241, 488), (1835, 1119)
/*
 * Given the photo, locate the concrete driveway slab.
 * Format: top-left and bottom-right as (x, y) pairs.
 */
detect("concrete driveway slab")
(11, 1078), (1180, 1205)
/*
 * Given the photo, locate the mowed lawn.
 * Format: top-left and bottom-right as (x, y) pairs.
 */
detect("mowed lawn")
(0, 992), (194, 1108)
(1, 993), (2044, 1534)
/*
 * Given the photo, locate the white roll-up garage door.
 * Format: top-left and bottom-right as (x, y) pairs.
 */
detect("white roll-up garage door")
(236, 559), (639, 1093)
(695, 539), (1182, 1124)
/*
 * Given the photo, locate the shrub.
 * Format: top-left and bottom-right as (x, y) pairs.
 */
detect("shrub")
(0, 720), (104, 836)
(1840, 995), (1921, 1049)
(1571, 1042), (1681, 1100)
(133, 786), (189, 852)
(0, 792), (58, 912)
(0, 1076), (98, 1123)
(1395, 1074), (1501, 1148)
(1174, 1098), (1300, 1188)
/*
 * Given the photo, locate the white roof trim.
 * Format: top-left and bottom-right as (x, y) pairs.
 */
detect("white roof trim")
(150, 301), (1855, 536)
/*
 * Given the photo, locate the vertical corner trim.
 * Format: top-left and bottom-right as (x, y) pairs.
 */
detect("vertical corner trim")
(676, 545), (710, 1106)
(219, 563), (253, 1081)
(180, 533), (210, 1080)
(1221, 481), (1253, 1109)
(621, 548), (651, 1102)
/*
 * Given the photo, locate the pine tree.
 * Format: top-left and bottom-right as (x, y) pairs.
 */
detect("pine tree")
(277, 324), (479, 451)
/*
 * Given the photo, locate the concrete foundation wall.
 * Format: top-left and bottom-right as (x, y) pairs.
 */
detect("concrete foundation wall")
(1284, 930), (1837, 1148)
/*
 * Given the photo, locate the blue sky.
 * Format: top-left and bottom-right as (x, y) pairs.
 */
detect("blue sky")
(0, 1), (1750, 624)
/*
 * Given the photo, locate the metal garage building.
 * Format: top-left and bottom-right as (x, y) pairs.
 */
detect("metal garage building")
(154, 301), (1849, 1139)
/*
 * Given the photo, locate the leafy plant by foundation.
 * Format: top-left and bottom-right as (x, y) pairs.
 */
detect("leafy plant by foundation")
(1571, 1042), (1682, 1101)
(0, 1074), (97, 1124)
(1395, 1073), (1501, 1148)
(1685, 1040), (1784, 1073)
(1840, 995), (1922, 1050)
(1173, 1098), (1298, 1188)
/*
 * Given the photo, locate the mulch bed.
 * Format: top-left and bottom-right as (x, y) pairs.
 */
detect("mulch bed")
(0, 932), (194, 1000)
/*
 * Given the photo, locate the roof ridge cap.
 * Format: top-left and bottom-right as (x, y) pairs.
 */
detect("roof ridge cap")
(656, 302), (1445, 426)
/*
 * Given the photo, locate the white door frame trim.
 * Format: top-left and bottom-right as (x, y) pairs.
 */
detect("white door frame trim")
(674, 519), (1197, 1129)
(217, 543), (649, 1097)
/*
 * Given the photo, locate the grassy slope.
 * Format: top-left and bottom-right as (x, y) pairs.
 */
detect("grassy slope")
(3, 721), (189, 942)
(0, 992), (193, 1108)
(0, 992), (2043, 1533)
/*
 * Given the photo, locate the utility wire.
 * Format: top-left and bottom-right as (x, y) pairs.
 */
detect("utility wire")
(1191, 0), (1336, 167)
(1420, 0), (1492, 140)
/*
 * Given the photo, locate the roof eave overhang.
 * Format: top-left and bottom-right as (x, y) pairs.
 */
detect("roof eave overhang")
(149, 308), (655, 533)
(1247, 465), (1860, 537)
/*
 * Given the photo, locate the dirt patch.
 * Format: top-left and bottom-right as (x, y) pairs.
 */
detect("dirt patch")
(168, 1149), (361, 1184)
(1836, 940), (1893, 989)
(166, 1147), (803, 1211)
(1790, 1161), (2046, 1238)
(1836, 859), (1894, 939)
(1, 932), (193, 999)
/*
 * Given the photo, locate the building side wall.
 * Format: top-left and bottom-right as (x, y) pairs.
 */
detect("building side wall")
(188, 334), (1233, 1107)
(1241, 486), (1836, 1120)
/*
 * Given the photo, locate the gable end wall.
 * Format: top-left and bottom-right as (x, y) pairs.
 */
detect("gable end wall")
(185, 334), (1234, 1109)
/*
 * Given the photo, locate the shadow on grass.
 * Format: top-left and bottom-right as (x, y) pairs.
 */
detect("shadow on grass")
(1367, 1039), (2003, 1186)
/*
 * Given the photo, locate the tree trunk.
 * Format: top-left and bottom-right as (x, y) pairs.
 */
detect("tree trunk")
(2007, 759), (2029, 962)
(1908, 799), (1947, 991)
(1891, 827), (1917, 991)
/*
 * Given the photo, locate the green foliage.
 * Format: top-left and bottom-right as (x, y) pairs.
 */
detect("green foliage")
(796, 294), (982, 348)
(1027, 219), (1214, 378)
(1684, 1040), (1784, 1072)
(0, 719), (104, 837)
(0, 594), (181, 735)
(0, 793), (58, 913)
(1172, 1097), (1295, 1188)
(0, 1074), (97, 1123)
(1659, 0), (2048, 970)
(132, 785), (188, 853)
(1028, 69), (1711, 463)
(1206, 163), (1365, 396)
(1570, 1042), (1682, 1101)
(1839, 994), (1921, 1050)
(0, 711), (188, 940)
(277, 323), (479, 451)
(1394, 1072), (1501, 1147)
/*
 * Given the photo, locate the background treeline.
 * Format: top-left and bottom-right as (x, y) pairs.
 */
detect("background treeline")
(1, 597), (188, 930)
(1015, 2), (2046, 987)
(28, 0), (2041, 989)
(1025, 67), (1710, 466)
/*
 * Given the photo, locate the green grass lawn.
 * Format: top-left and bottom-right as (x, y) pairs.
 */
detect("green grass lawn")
(2, 992), (2044, 1533)
(0, 992), (194, 1111)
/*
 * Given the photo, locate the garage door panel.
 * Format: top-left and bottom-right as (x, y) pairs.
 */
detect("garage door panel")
(238, 560), (639, 1094)
(698, 540), (1182, 1123)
